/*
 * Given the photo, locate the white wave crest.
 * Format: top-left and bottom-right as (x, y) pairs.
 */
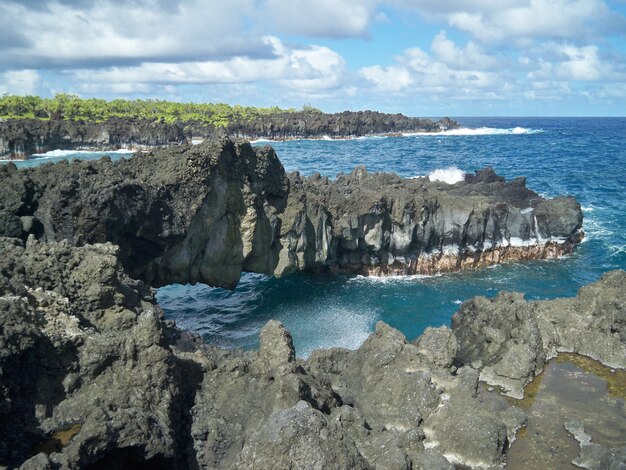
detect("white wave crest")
(347, 273), (442, 285)
(428, 167), (465, 184)
(32, 149), (133, 158)
(405, 126), (541, 137)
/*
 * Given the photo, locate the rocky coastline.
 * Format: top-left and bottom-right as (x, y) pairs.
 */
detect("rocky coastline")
(0, 136), (582, 286)
(0, 237), (623, 469)
(2, 136), (621, 470)
(0, 112), (457, 160)
(0, 118), (188, 160)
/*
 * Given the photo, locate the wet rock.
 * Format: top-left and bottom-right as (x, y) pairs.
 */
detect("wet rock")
(565, 417), (626, 470)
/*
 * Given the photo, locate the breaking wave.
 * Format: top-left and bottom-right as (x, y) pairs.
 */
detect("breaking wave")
(32, 149), (134, 158)
(428, 167), (465, 184)
(405, 127), (541, 137)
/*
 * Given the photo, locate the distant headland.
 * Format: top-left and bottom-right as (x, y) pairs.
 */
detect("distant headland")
(0, 94), (458, 160)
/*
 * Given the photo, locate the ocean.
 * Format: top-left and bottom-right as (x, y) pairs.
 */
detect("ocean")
(7, 117), (626, 357)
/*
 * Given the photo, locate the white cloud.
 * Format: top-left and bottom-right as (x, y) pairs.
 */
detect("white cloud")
(0, 70), (41, 95)
(359, 36), (508, 97)
(72, 37), (346, 92)
(0, 0), (268, 68)
(360, 65), (413, 91)
(431, 31), (498, 70)
(391, 0), (621, 43)
(261, 0), (377, 37)
(526, 43), (624, 82)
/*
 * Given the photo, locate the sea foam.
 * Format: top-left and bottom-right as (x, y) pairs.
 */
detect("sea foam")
(32, 149), (133, 158)
(428, 167), (465, 184)
(405, 127), (541, 137)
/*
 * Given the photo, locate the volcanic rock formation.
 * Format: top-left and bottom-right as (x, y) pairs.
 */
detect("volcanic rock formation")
(0, 118), (188, 160)
(0, 136), (583, 288)
(0, 113), (457, 160)
(1, 238), (624, 469)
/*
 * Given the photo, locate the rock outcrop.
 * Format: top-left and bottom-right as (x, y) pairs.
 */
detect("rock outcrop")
(452, 269), (626, 398)
(0, 137), (583, 287)
(0, 113), (457, 160)
(0, 118), (188, 160)
(219, 111), (457, 140)
(1, 237), (624, 469)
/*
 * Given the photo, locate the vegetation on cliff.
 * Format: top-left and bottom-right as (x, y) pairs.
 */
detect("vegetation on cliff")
(0, 94), (318, 127)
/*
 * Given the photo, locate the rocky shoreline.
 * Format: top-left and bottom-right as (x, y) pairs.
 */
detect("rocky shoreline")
(2, 136), (621, 469)
(0, 136), (583, 286)
(0, 237), (623, 469)
(0, 112), (457, 160)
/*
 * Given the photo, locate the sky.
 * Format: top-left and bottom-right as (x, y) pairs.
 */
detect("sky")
(1, 0), (625, 116)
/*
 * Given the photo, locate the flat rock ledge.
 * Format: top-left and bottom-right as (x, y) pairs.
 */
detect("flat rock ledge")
(1, 238), (624, 470)
(0, 136), (583, 288)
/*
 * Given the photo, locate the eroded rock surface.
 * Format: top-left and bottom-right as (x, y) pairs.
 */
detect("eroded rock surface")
(0, 118), (188, 160)
(0, 137), (583, 287)
(452, 270), (626, 398)
(1, 238), (623, 469)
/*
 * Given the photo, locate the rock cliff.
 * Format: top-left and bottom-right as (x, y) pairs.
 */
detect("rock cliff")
(0, 112), (457, 160)
(1, 238), (624, 469)
(219, 111), (457, 140)
(0, 118), (188, 160)
(0, 136), (583, 287)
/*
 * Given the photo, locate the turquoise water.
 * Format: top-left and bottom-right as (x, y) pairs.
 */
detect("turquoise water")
(6, 118), (626, 357)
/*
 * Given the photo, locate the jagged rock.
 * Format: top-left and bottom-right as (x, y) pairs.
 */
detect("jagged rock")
(0, 137), (583, 287)
(0, 238), (181, 469)
(0, 117), (188, 160)
(0, 238), (624, 469)
(236, 401), (371, 469)
(0, 113), (458, 160)
(259, 320), (296, 368)
(221, 110), (457, 140)
(451, 271), (626, 398)
(414, 326), (458, 368)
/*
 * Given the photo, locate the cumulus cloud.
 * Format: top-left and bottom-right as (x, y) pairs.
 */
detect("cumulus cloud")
(72, 37), (346, 92)
(0, 70), (41, 95)
(525, 43), (625, 82)
(391, 0), (625, 43)
(0, 0), (269, 69)
(431, 31), (498, 70)
(359, 35), (508, 97)
(0, 0), (624, 114)
(261, 0), (377, 38)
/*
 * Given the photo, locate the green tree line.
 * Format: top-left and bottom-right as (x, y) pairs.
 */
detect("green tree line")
(0, 94), (321, 127)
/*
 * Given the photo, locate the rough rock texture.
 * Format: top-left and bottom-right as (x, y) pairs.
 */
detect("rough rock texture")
(0, 113), (458, 160)
(0, 238), (624, 469)
(0, 137), (583, 287)
(219, 111), (457, 140)
(564, 417), (626, 470)
(0, 238), (182, 469)
(0, 118), (188, 160)
(452, 270), (626, 398)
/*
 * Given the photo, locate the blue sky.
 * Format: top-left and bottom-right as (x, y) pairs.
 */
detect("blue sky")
(1, 0), (625, 116)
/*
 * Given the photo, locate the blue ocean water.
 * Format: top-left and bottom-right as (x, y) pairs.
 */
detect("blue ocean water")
(158, 117), (626, 356)
(6, 118), (625, 357)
